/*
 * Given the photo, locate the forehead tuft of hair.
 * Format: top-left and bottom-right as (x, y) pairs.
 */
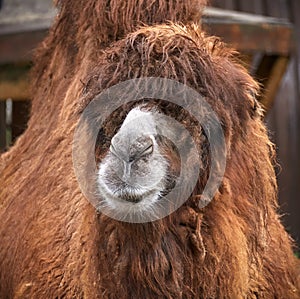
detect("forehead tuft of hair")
(33, 0), (207, 70)
(31, 1), (207, 121)
(83, 23), (260, 147)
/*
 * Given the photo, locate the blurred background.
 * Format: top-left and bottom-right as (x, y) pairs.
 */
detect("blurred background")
(0, 0), (299, 251)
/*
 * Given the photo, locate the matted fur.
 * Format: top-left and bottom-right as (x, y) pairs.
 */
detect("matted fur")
(0, 2), (299, 299)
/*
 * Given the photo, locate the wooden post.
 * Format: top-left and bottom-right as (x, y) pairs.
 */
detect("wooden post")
(11, 100), (30, 142)
(0, 101), (6, 152)
(254, 54), (290, 111)
(260, 56), (289, 110)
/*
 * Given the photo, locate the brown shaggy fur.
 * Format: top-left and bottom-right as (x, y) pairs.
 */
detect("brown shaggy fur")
(0, 2), (299, 299)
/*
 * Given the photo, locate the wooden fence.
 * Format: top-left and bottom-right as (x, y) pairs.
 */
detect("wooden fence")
(211, 0), (300, 250)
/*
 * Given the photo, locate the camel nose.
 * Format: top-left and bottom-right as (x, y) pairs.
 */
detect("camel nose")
(110, 135), (154, 187)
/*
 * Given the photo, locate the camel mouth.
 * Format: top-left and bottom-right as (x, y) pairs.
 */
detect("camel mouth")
(118, 194), (143, 203)
(112, 187), (158, 204)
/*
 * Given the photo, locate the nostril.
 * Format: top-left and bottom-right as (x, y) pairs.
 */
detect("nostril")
(131, 136), (154, 160)
(140, 143), (153, 157)
(109, 137), (127, 161)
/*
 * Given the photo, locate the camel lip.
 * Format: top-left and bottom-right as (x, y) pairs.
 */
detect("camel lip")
(118, 195), (143, 203)
(112, 187), (158, 204)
